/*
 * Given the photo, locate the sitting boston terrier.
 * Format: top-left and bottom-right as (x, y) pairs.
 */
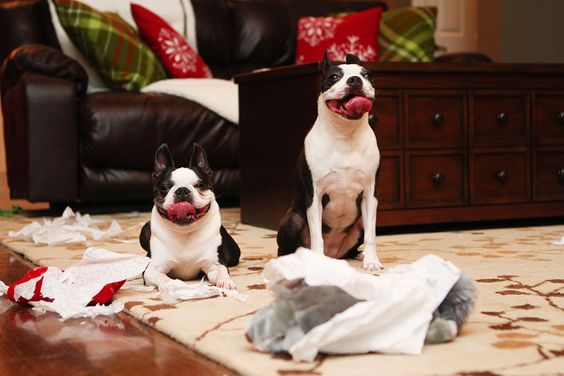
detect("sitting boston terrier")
(140, 143), (240, 290)
(277, 52), (382, 271)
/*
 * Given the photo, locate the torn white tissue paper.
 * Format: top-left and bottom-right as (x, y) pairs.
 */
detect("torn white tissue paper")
(3, 247), (150, 320)
(552, 236), (564, 245)
(262, 249), (461, 362)
(0, 281), (7, 297)
(7, 207), (137, 245)
(157, 278), (248, 304)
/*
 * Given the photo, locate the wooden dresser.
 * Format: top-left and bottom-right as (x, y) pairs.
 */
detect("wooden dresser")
(235, 63), (564, 229)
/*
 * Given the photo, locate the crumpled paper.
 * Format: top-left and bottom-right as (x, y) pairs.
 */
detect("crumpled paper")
(552, 236), (564, 245)
(8, 207), (139, 245)
(255, 249), (461, 362)
(156, 278), (248, 303)
(0, 248), (150, 320)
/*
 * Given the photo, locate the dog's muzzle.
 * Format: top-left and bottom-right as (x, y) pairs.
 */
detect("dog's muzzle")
(165, 202), (210, 225)
(326, 95), (373, 120)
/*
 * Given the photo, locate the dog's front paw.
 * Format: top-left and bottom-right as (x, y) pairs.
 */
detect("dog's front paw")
(362, 259), (383, 273)
(362, 248), (383, 272)
(216, 276), (238, 290)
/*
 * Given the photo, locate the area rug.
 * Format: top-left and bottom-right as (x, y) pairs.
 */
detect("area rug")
(1, 209), (563, 376)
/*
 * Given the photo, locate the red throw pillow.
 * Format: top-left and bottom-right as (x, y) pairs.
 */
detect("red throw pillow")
(296, 7), (383, 64)
(131, 3), (212, 78)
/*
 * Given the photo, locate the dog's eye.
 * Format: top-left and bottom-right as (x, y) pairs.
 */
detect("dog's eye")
(160, 182), (172, 191)
(329, 74), (341, 81)
(194, 180), (206, 190)
(361, 71), (371, 79)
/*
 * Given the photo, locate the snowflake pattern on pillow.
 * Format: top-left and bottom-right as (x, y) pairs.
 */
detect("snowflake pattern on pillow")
(296, 7), (383, 64)
(157, 28), (211, 76)
(298, 17), (344, 47)
(131, 3), (212, 78)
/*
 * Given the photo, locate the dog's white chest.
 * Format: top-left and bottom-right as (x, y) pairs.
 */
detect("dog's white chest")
(150, 207), (222, 280)
(305, 122), (379, 189)
(305, 119), (380, 229)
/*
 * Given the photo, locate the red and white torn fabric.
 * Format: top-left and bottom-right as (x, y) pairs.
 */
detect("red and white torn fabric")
(0, 248), (150, 320)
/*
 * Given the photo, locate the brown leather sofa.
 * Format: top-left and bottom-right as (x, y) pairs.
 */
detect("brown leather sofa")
(0, 0), (386, 208)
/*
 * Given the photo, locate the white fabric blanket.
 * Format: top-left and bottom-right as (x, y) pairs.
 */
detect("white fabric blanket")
(142, 78), (239, 125)
(262, 249), (461, 362)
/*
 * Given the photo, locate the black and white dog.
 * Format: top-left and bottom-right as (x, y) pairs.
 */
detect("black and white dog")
(140, 143), (240, 290)
(277, 52), (382, 271)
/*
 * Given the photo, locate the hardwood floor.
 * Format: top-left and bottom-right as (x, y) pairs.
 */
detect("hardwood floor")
(0, 246), (236, 376)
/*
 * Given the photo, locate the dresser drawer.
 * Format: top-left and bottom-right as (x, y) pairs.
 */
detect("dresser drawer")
(533, 149), (564, 201)
(377, 152), (404, 209)
(406, 151), (467, 208)
(406, 91), (466, 149)
(372, 91), (402, 150)
(470, 90), (529, 147)
(534, 91), (564, 145)
(470, 150), (530, 204)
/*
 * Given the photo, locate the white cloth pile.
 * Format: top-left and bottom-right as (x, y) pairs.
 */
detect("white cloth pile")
(261, 249), (462, 362)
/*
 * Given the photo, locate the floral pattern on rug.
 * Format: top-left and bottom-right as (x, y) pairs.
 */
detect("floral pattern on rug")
(1, 209), (563, 376)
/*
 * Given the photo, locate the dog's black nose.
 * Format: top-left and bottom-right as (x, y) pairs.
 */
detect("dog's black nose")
(175, 187), (190, 199)
(347, 76), (362, 87)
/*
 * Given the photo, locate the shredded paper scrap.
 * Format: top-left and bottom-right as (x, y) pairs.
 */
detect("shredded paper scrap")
(8, 207), (139, 245)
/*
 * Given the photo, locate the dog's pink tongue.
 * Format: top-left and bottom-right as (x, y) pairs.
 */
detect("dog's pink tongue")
(167, 202), (196, 221)
(344, 96), (373, 115)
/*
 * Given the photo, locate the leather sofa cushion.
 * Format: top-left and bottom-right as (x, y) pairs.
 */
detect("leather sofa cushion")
(79, 92), (239, 171)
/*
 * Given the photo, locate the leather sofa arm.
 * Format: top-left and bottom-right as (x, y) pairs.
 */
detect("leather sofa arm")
(1, 50), (83, 202)
(1, 44), (88, 96)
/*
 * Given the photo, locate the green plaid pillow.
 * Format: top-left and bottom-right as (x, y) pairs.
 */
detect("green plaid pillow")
(379, 7), (437, 62)
(53, 0), (166, 91)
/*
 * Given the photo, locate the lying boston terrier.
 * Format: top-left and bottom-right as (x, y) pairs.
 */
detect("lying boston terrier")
(140, 143), (240, 290)
(277, 52), (382, 271)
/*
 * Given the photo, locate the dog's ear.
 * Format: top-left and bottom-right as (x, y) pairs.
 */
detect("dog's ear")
(346, 53), (361, 65)
(154, 143), (174, 175)
(322, 50), (333, 72)
(189, 143), (212, 177)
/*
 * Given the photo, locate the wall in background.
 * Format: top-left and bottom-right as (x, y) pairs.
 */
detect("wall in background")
(406, 0), (563, 63)
(499, 0), (564, 63)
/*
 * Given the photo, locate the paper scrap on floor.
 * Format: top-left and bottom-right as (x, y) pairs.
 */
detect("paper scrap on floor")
(7, 207), (141, 245)
(0, 248), (150, 320)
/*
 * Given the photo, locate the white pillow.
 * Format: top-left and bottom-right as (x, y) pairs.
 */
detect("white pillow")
(47, 0), (198, 93)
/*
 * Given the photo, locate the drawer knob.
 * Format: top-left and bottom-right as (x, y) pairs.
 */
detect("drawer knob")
(496, 170), (508, 183)
(557, 112), (564, 125)
(432, 173), (444, 185)
(558, 168), (564, 180)
(497, 112), (509, 125)
(432, 113), (444, 126)
(369, 114), (378, 127)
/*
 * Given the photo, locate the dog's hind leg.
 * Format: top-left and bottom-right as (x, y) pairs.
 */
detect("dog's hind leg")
(139, 221), (151, 257)
(277, 208), (310, 256)
(218, 226), (241, 267)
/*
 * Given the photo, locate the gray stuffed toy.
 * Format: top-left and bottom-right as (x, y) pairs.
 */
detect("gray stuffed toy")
(246, 275), (476, 353)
